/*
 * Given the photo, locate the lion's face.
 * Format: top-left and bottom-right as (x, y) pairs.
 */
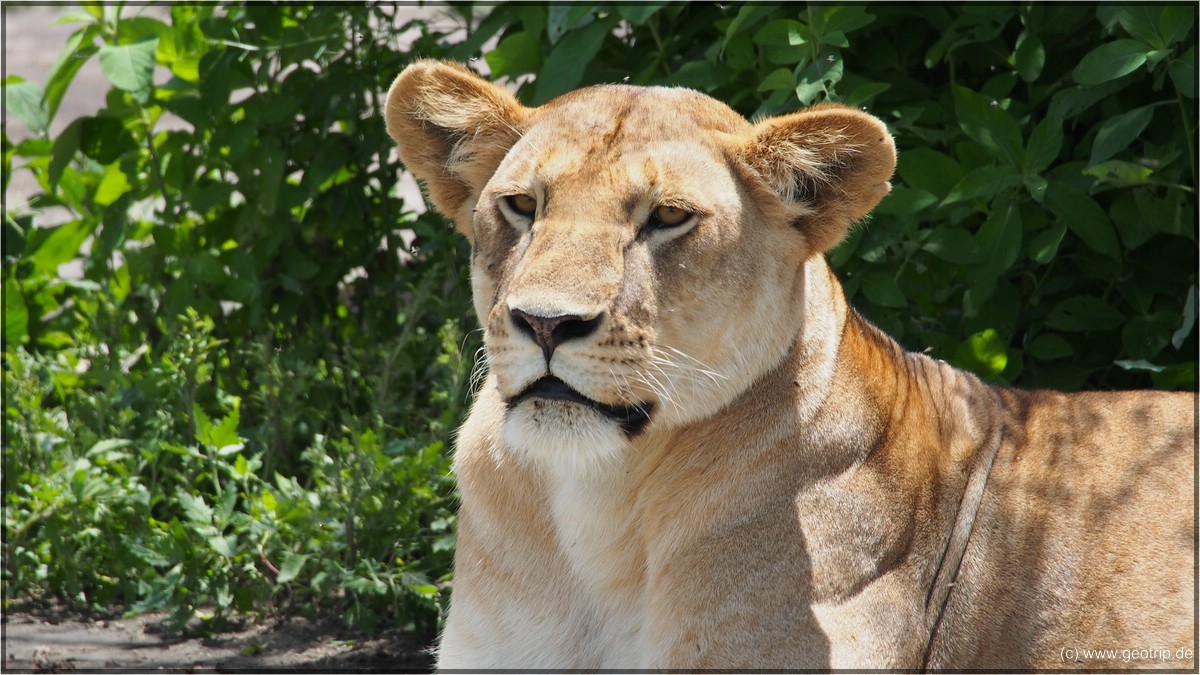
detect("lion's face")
(386, 62), (895, 469)
(472, 86), (809, 464)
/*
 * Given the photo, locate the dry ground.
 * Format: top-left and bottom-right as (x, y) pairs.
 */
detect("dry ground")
(3, 605), (434, 672)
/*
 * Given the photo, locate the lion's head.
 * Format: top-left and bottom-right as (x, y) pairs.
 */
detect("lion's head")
(385, 61), (895, 471)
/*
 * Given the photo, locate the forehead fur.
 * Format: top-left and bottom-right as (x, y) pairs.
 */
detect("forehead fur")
(536, 85), (753, 144)
(496, 86), (752, 203)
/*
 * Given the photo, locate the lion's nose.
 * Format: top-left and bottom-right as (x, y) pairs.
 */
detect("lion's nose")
(510, 308), (603, 363)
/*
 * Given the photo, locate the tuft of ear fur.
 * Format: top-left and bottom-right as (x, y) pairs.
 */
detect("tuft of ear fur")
(385, 60), (529, 235)
(741, 103), (896, 254)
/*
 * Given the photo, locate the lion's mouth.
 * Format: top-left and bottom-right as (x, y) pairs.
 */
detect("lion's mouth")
(506, 376), (654, 437)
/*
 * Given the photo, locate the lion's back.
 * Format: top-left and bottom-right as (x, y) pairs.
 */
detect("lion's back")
(928, 388), (1195, 669)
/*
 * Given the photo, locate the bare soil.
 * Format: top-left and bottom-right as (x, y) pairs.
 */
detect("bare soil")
(2, 605), (435, 673)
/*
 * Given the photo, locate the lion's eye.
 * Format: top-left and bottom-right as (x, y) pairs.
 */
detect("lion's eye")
(503, 194), (538, 218)
(648, 205), (692, 229)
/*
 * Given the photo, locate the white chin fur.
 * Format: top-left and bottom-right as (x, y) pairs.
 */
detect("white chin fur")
(501, 400), (629, 475)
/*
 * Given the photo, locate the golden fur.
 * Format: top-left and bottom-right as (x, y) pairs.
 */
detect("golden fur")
(385, 60), (1196, 670)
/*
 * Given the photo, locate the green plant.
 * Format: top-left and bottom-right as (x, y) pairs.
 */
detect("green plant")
(4, 3), (471, 634)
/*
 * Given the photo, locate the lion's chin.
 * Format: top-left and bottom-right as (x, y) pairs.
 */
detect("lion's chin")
(501, 378), (653, 474)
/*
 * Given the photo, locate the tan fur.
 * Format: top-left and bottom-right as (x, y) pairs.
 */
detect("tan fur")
(385, 60), (1197, 670)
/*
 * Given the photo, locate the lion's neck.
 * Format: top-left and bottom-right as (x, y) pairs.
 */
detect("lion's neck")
(790, 256), (853, 426)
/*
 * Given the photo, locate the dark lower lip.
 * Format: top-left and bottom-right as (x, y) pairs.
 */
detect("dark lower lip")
(506, 376), (654, 437)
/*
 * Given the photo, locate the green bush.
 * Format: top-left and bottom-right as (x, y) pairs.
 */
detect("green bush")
(3, 3), (1195, 635)
(4, 4), (470, 633)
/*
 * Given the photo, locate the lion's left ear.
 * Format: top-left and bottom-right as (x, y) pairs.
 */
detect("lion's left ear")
(740, 104), (896, 254)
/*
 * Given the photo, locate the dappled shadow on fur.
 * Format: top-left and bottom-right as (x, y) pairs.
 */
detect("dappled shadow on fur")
(927, 391), (1196, 669)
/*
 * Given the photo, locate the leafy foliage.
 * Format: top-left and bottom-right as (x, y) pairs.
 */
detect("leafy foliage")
(4, 4), (471, 633)
(3, 2), (1196, 634)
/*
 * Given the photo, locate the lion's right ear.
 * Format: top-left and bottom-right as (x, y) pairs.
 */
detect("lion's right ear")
(740, 104), (896, 255)
(385, 60), (529, 236)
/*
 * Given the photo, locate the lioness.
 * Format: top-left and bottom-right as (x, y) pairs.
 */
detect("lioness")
(384, 60), (1196, 670)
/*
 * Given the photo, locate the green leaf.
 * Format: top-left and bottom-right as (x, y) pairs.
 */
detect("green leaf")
(43, 26), (100, 125)
(197, 404), (241, 450)
(256, 138), (285, 216)
(753, 19), (807, 48)
(86, 439), (133, 457)
(194, 403), (213, 440)
(1014, 30), (1044, 82)
(794, 53), (843, 105)
(811, 5), (876, 39)
(484, 31), (540, 79)
(952, 86), (1024, 167)
(954, 328), (1008, 377)
(1102, 6), (1169, 49)
(208, 534), (236, 559)
(4, 79), (49, 134)
(876, 187), (937, 215)
(1046, 295), (1125, 332)
(94, 164), (131, 206)
(1029, 333), (1072, 361)
(98, 38), (159, 100)
(1150, 362), (1198, 389)
(1082, 160), (1153, 188)
(80, 116), (138, 164)
(897, 148), (965, 199)
(1073, 39), (1151, 85)
(1160, 6), (1197, 47)
(49, 118), (84, 189)
(922, 227), (982, 264)
(30, 219), (94, 275)
(3, 278), (28, 346)
(1173, 285), (1196, 350)
(969, 202), (1022, 303)
(176, 489), (213, 525)
(616, 4), (665, 25)
(1169, 46), (1196, 99)
(534, 15), (618, 104)
(1025, 115), (1062, 174)
(753, 19), (809, 65)
(861, 269), (906, 308)
(1122, 311), (1176, 359)
(976, 202), (1022, 271)
(276, 553), (309, 585)
(1114, 359), (1166, 373)
(3, 217), (27, 261)
(842, 81), (890, 107)
(544, 6), (571, 44)
(722, 4), (778, 53)
(757, 67), (794, 93)
(1049, 76), (1139, 123)
(1089, 104), (1156, 165)
(942, 164), (1021, 205)
(126, 541), (172, 568)
(1044, 182), (1122, 261)
(1022, 174), (1048, 203)
(1026, 221), (1066, 264)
